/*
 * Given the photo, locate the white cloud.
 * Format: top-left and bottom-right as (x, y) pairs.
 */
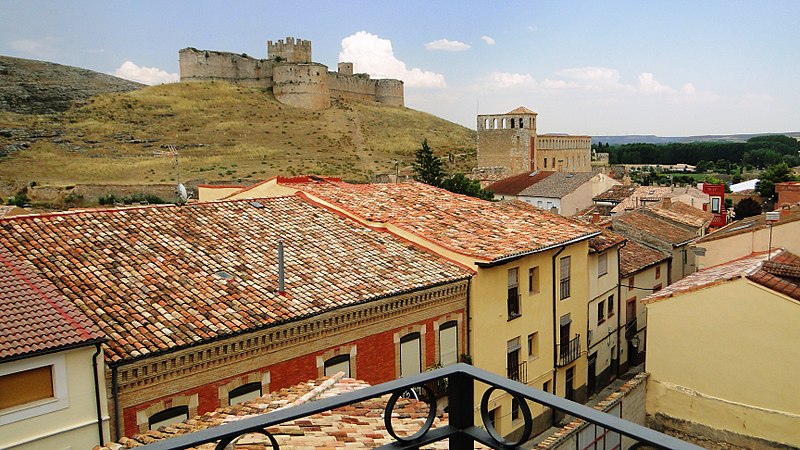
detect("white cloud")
(637, 72), (674, 93)
(9, 38), (58, 59)
(680, 83), (696, 95)
(339, 31), (446, 88)
(481, 35), (496, 45)
(557, 67), (622, 87)
(486, 72), (535, 89)
(114, 61), (179, 85)
(425, 39), (470, 52)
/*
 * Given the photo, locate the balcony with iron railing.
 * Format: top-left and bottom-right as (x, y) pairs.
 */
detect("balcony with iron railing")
(557, 334), (581, 367)
(507, 360), (527, 384)
(134, 363), (699, 450)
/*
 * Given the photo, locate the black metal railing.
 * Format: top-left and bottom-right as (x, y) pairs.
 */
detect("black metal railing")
(506, 361), (527, 383)
(625, 317), (638, 338)
(136, 364), (699, 450)
(557, 334), (581, 367)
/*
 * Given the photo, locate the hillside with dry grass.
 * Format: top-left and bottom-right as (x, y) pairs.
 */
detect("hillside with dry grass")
(0, 80), (476, 205)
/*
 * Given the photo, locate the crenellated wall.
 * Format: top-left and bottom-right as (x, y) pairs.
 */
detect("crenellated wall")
(178, 37), (404, 110)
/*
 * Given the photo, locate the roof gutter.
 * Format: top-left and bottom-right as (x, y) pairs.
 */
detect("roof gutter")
(476, 231), (600, 269)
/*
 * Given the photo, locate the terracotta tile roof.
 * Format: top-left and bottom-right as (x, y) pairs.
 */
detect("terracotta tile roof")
(614, 210), (697, 246)
(278, 179), (600, 263)
(642, 251), (771, 304)
(0, 248), (103, 361)
(696, 207), (800, 243)
(610, 186), (707, 214)
(485, 170), (555, 196)
(646, 199), (713, 229)
(746, 251), (800, 301)
(592, 185), (638, 204)
(507, 106), (537, 115)
(0, 196), (471, 363)
(588, 228), (626, 254)
(96, 373), (486, 449)
(518, 172), (597, 199)
(619, 240), (670, 278)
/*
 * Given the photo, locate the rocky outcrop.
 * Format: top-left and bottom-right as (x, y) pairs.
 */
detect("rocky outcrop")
(0, 55), (144, 114)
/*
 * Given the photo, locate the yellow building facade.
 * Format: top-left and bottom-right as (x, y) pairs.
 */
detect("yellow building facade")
(644, 252), (800, 447)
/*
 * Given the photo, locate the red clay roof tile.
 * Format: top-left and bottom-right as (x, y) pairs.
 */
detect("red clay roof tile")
(0, 196), (471, 363)
(279, 179), (599, 262)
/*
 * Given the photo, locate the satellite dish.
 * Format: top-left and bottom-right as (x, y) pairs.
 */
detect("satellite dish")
(177, 183), (188, 203)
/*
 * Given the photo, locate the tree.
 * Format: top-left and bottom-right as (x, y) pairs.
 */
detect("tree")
(412, 139), (445, 187)
(441, 173), (495, 201)
(755, 162), (798, 199)
(733, 197), (762, 219)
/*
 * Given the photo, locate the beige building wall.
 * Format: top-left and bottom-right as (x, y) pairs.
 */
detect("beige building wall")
(646, 279), (800, 447)
(696, 219), (800, 268)
(197, 186), (245, 202)
(586, 248), (621, 388)
(1, 346), (109, 449)
(620, 261), (668, 370)
(535, 136), (592, 173)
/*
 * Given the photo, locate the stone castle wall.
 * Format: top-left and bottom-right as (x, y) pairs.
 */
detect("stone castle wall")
(273, 63), (330, 110)
(179, 37), (404, 110)
(179, 48), (273, 88)
(536, 135), (592, 172)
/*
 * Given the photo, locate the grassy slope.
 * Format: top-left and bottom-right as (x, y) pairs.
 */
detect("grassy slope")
(0, 82), (476, 187)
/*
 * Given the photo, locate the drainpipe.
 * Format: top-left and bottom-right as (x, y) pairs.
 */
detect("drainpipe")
(112, 365), (120, 440)
(465, 277), (472, 360)
(92, 343), (105, 446)
(277, 238), (285, 295)
(616, 241), (626, 378)
(551, 245), (566, 427)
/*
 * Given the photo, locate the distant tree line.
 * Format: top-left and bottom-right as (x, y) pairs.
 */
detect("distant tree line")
(594, 135), (800, 170)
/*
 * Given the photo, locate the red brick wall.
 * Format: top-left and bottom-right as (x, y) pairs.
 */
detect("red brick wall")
(777, 182), (800, 206)
(121, 311), (463, 436)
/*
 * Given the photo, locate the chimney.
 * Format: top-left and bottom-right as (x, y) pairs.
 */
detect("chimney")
(591, 212), (600, 224)
(277, 238), (285, 295)
(662, 197), (671, 207)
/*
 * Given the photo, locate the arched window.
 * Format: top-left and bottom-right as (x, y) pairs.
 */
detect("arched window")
(400, 332), (422, 377)
(510, 118), (515, 128)
(518, 117), (524, 128)
(439, 321), (458, 366)
(228, 382), (262, 405)
(493, 118), (498, 129)
(148, 406), (189, 430)
(502, 118), (507, 129)
(324, 354), (351, 377)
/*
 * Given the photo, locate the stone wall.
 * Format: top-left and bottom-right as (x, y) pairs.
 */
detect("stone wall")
(179, 48), (273, 88)
(179, 37), (404, 110)
(536, 135), (592, 172)
(272, 63), (330, 110)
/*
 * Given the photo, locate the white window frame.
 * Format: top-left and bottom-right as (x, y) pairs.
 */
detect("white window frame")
(0, 353), (69, 425)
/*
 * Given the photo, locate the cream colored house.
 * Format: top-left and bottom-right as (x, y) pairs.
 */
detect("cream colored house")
(585, 229), (625, 396)
(215, 177), (600, 439)
(487, 171), (621, 216)
(0, 249), (108, 449)
(643, 250), (800, 448)
(618, 240), (670, 373)
(693, 206), (800, 269)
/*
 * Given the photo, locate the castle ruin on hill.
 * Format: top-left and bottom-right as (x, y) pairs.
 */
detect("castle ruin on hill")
(179, 37), (404, 110)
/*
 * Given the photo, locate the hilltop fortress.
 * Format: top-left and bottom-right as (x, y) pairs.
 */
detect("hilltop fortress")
(179, 37), (404, 110)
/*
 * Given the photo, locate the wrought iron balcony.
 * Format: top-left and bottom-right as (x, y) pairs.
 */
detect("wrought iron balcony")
(557, 334), (581, 367)
(625, 317), (638, 338)
(136, 363), (699, 450)
(507, 360), (527, 383)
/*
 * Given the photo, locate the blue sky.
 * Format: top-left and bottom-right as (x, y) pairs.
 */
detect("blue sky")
(2, 0), (798, 136)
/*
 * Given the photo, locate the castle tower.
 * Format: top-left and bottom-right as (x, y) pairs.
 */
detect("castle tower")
(477, 107), (538, 175)
(267, 37), (312, 63)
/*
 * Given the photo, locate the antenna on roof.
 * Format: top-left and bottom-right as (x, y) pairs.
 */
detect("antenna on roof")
(155, 145), (190, 204)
